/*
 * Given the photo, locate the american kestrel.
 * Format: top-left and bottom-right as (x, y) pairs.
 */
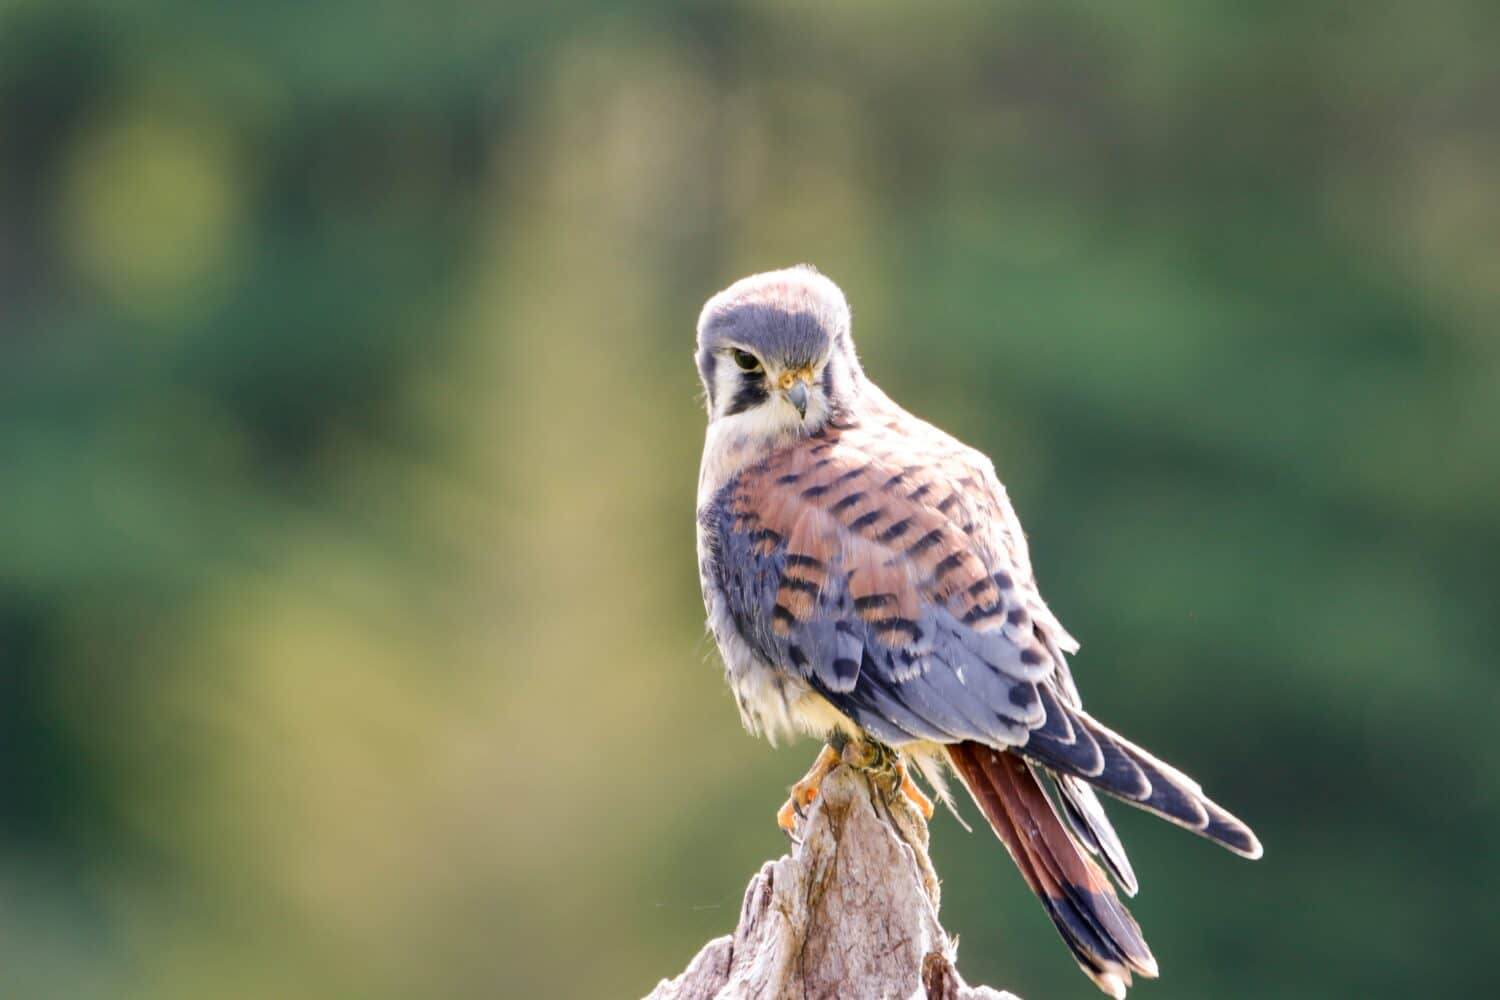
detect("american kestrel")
(694, 266), (1262, 998)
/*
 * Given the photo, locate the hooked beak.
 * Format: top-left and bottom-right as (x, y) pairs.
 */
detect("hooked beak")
(783, 381), (809, 419)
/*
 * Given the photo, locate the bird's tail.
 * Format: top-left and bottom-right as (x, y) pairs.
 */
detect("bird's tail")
(946, 742), (1157, 999)
(1019, 686), (1263, 859)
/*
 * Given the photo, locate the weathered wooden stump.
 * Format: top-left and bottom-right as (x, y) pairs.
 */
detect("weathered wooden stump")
(647, 765), (1019, 1000)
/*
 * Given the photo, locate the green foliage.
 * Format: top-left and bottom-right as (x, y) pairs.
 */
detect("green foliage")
(2, 2), (1497, 997)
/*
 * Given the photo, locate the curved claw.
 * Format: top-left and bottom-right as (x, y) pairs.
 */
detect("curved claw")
(776, 743), (842, 832)
(777, 740), (934, 830)
(897, 759), (935, 820)
(776, 797), (800, 833)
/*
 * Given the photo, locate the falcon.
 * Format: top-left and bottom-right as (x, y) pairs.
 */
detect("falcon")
(694, 266), (1262, 998)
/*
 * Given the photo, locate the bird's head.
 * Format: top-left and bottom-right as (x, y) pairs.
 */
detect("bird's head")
(696, 265), (864, 437)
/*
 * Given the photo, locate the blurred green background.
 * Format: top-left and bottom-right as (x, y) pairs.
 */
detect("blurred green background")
(2, 2), (1498, 998)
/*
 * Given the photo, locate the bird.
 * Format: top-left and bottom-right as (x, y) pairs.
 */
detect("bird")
(693, 265), (1262, 998)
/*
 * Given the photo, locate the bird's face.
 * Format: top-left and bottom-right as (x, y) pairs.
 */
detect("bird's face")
(695, 266), (862, 439)
(702, 342), (823, 430)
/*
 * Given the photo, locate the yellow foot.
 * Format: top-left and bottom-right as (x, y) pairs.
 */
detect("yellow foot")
(776, 738), (935, 831)
(896, 758), (935, 820)
(776, 743), (842, 832)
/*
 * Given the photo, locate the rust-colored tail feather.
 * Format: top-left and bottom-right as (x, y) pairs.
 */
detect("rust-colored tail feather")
(947, 742), (1157, 999)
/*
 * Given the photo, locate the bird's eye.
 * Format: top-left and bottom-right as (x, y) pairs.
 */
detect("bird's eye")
(730, 348), (762, 372)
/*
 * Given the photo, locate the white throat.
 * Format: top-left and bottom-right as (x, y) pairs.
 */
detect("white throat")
(697, 405), (812, 507)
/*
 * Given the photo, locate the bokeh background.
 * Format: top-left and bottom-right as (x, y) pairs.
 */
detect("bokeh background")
(3, 2), (1498, 998)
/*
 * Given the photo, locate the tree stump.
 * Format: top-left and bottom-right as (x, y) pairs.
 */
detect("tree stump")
(646, 764), (1019, 1000)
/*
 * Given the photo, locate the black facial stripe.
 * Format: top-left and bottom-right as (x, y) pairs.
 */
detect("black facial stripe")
(724, 374), (770, 416)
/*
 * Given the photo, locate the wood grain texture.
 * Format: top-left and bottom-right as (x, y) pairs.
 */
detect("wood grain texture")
(644, 766), (1020, 1000)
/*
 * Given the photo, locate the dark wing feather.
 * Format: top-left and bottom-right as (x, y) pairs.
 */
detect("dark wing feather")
(1055, 774), (1139, 897)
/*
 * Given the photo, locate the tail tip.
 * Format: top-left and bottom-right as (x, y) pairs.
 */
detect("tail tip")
(1208, 804), (1264, 860)
(1218, 813), (1264, 859)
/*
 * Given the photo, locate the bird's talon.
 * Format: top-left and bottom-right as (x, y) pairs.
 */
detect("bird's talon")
(775, 743), (842, 832)
(897, 760), (936, 821)
(776, 797), (799, 833)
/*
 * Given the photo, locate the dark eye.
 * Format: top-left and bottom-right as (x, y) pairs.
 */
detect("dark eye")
(730, 348), (762, 372)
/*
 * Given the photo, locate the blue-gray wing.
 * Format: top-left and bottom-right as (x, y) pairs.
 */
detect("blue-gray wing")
(702, 421), (1065, 748)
